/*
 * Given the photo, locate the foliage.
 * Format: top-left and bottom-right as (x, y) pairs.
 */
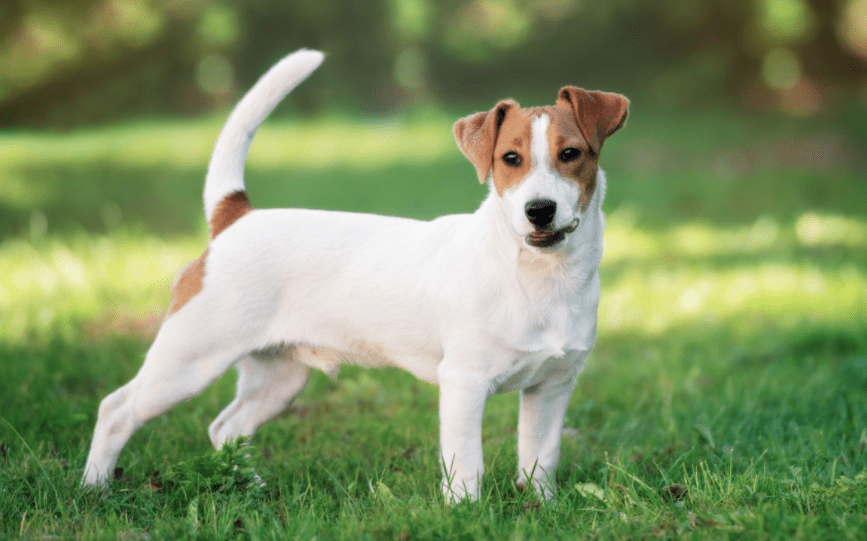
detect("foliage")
(2, 0), (866, 127)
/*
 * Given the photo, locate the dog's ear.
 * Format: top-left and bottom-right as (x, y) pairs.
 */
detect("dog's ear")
(558, 87), (628, 153)
(454, 99), (518, 184)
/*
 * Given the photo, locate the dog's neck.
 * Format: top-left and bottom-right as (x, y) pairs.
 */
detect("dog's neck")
(469, 182), (603, 333)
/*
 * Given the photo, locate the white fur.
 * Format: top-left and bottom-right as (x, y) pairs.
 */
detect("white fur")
(82, 49), (607, 504)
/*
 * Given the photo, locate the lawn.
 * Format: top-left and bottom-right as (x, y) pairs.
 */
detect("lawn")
(1, 106), (866, 540)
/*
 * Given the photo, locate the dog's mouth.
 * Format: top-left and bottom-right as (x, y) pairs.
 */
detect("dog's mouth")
(526, 218), (580, 248)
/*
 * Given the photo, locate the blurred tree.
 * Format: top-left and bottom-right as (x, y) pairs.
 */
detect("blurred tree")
(0, 0), (864, 128)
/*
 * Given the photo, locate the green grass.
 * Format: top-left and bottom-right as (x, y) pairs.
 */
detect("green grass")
(1, 107), (866, 539)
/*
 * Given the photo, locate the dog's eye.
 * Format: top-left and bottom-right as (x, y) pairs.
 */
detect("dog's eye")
(502, 152), (521, 166)
(559, 147), (581, 162)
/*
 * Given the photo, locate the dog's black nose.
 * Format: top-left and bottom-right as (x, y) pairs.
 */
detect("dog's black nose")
(525, 199), (557, 228)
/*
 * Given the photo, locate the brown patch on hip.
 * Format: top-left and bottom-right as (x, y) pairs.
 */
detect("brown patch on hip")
(167, 251), (207, 316)
(164, 191), (252, 317)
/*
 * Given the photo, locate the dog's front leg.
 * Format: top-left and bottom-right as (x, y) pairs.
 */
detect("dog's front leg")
(516, 373), (578, 500)
(437, 365), (491, 503)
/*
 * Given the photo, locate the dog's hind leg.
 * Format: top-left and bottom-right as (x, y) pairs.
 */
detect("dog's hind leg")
(208, 351), (311, 449)
(82, 306), (250, 487)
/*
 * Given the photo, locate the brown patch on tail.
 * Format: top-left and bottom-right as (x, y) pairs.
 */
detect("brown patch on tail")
(210, 191), (252, 238)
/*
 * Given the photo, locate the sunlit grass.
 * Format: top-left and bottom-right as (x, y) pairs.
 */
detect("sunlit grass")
(0, 231), (200, 342)
(602, 211), (867, 336)
(3, 210), (863, 345)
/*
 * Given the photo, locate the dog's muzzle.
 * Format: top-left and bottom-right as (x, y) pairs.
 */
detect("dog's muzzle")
(526, 218), (580, 248)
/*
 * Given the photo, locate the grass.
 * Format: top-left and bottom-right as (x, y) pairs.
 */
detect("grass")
(1, 105), (866, 539)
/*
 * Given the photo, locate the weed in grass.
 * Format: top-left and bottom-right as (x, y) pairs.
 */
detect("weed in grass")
(164, 437), (264, 503)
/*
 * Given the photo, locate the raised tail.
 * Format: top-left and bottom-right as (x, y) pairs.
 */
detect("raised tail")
(203, 49), (325, 228)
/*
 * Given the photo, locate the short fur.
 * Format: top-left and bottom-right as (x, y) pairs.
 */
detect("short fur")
(82, 49), (629, 503)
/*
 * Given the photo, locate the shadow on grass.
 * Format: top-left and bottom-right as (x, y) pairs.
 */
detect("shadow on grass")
(0, 164), (204, 238)
(3, 149), (866, 240)
(0, 160), (485, 239)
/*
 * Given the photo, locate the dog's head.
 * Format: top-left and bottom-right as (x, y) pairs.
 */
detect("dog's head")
(455, 87), (628, 250)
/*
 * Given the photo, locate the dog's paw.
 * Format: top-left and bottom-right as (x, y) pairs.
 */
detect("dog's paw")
(441, 478), (480, 504)
(80, 465), (113, 491)
(516, 474), (556, 501)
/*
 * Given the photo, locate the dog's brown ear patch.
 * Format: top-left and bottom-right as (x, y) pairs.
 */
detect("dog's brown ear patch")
(167, 251), (207, 316)
(557, 87), (629, 152)
(454, 99), (518, 183)
(210, 191), (252, 238)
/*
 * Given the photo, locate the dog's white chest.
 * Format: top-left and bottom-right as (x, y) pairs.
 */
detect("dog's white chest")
(494, 348), (587, 394)
(490, 294), (598, 394)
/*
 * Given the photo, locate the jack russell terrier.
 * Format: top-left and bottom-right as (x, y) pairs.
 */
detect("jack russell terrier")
(82, 49), (628, 502)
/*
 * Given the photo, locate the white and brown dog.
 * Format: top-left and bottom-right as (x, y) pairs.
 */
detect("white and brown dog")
(82, 49), (628, 502)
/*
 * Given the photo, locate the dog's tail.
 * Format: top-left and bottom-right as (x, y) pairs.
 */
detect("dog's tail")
(203, 49), (324, 231)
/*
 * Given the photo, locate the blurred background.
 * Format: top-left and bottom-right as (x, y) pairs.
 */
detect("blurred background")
(1, 4), (866, 526)
(2, 0), (866, 125)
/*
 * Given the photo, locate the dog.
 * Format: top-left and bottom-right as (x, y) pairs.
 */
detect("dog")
(82, 49), (628, 502)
